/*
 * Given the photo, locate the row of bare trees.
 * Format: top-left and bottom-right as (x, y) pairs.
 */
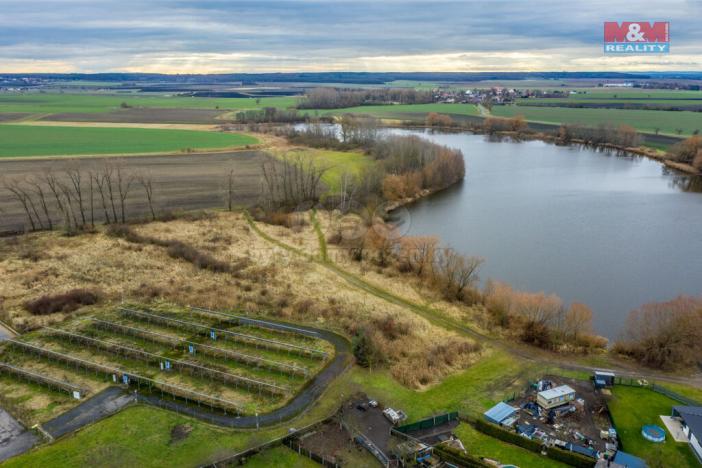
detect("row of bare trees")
(259, 154), (328, 209)
(297, 87), (433, 109)
(2, 162), (156, 234)
(557, 123), (641, 147)
(483, 280), (608, 352)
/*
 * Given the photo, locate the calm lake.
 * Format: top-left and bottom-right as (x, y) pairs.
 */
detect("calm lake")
(388, 128), (702, 338)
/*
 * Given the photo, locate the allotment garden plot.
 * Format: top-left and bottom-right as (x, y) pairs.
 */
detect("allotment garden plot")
(0, 304), (334, 423)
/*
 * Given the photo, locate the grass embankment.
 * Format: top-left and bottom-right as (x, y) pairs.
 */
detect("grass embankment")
(0, 124), (258, 157)
(0, 94), (297, 114)
(608, 386), (698, 467)
(492, 105), (702, 136)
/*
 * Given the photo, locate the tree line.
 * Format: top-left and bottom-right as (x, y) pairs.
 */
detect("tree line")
(557, 123), (641, 147)
(297, 87), (433, 109)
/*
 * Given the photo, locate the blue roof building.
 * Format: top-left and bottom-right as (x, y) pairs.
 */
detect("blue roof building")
(613, 450), (647, 468)
(484, 402), (518, 426)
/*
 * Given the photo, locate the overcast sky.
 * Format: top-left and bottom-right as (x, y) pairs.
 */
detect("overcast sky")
(2, 0), (701, 73)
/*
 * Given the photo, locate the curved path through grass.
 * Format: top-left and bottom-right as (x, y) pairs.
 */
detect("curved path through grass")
(248, 211), (702, 389)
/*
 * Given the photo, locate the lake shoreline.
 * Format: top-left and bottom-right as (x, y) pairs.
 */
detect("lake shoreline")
(384, 122), (702, 176)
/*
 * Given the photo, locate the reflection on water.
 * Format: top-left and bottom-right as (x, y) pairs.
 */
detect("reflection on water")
(387, 128), (702, 338)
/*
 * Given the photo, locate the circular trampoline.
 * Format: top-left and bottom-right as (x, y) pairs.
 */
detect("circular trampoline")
(641, 424), (666, 443)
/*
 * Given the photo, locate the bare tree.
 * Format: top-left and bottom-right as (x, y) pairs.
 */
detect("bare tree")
(27, 177), (53, 230)
(115, 164), (135, 223)
(616, 296), (702, 369)
(4, 178), (37, 231)
(226, 169), (235, 212)
(564, 302), (593, 341)
(436, 248), (483, 301)
(92, 169), (112, 224)
(260, 154), (327, 208)
(44, 171), (69, 229)
(139, 173), (156, 221)
(65, 166), (87, 227)
(399, 236), (438, 277)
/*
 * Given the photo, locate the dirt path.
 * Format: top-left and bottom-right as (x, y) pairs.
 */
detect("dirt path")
(246, 213), (702, 389)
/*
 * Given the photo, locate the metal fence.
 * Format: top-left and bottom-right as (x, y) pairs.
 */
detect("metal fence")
(614, 376), (701, 406)
(91, 318), (308, 377)
(285, 439), (341, 467)
(120, 307), (326, 358)
(395, 411), (459, 434)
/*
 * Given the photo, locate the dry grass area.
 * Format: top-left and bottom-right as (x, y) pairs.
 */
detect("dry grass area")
(0, 211), (481, 389)
(262, 210), (495, 336)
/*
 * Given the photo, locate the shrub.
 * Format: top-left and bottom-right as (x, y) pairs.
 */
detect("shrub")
(669, 135), (702, 164)
(373, 316), (411, 340)
(614, 296), (702, 369)
(474, 418), (544, 452)
(545, 446), (596, 468)
(426, 112), (455, 127)
(25, 289), (99, 315)
(165, 241), (231, 273)
(352, 328), (386, 368)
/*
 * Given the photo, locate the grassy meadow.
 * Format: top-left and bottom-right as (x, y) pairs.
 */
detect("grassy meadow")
(0, 124), (258, 157)
(272, 147), (374, 193)
(0, 93), (297, 115)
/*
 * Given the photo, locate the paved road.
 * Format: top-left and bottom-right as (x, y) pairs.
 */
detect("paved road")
(138, 323), (351, 428)
(42, 386), (135, 439)
(0, 408), (38, 463)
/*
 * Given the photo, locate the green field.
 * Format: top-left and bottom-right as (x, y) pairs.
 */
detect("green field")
(0, 124), (258, 157)
(608, 386), (698, 467)
(492, 104), (702, 136)
(305, 102), (479, 118)
(1, 405), (285, 468)
(0, 93), (297, 114)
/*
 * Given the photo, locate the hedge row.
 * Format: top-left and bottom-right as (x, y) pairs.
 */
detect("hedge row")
(546, 446), (596, 468)
(433, 445), (491, 468)
(474, 418), (543, 452)
(473, 418), (595, 468)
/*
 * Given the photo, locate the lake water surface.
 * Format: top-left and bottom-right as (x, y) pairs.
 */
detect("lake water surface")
(388, 128), (702, 338)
